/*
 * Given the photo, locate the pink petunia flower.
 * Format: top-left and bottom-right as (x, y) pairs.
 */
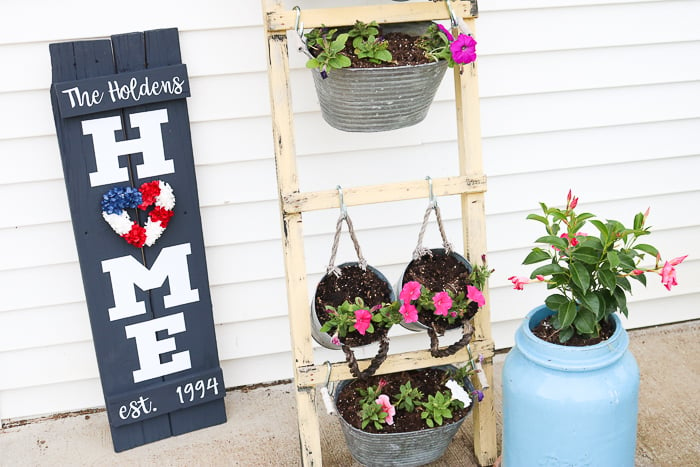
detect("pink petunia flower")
(450, 34), (477, 64)
(400, 281), (422, 302)
(660, 261), (678, 291)
(399, 303), (419, 323)
(508, 276), (530, 290)
(375, 394), (395, 425)
(437, 23), (454, 42)
(330, 333), (341, 346)
(433, 291), (453, 316)
(353, 309), (372, 335)
(467, 285), (485, 307)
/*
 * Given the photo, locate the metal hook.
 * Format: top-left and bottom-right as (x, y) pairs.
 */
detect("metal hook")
(324, 361), (333, 388)
(293, 6), (303, 37)
(445, 0), (458, 28)
(292, 6), (315, 60)
(426, 176), (437, 207)
(337, 185), (348, 219)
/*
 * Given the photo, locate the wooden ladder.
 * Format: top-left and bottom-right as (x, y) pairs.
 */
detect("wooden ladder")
(261, 1), (497, 465)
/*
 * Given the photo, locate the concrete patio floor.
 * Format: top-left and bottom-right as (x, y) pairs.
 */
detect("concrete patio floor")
(2, 319), (699, 466)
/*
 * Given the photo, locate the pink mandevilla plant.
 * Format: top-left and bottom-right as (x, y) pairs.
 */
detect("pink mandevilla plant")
(509, 190), (687, 343)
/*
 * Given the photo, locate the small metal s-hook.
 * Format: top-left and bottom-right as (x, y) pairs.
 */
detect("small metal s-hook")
(293, 6), (303, 36)
(426, 176), (437, 208)
(445, 0), (458, 28)
(293, 6), (314, 59)
(337, 185), (348, 219)
(320, 361), (337, 415)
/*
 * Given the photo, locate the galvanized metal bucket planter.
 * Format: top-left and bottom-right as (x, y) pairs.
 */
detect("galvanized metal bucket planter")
(397, 248), (473, 333)
(312, 59), (448, 132)
(334, 366), (474, 467)
(338, 414), (465, 467)
(311, 262), (395, 350)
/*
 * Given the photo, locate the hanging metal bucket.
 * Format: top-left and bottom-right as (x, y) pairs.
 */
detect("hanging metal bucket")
(335, 365), (475, 467)
(311, 59), (448, 132)
(397, 248), (473, 332)
(311, 262), (395, 349)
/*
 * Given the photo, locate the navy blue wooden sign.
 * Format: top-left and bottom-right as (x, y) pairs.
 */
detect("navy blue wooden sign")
(49, 28), (226, 452)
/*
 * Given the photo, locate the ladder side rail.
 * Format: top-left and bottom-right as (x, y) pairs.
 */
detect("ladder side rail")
(453, 17), (498, 466)
(263, 0), (322, 464)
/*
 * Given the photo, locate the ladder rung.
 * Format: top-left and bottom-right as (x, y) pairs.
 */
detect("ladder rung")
(282, 175), (487, 214)
(295, 338), (495, 387)
(265, 1), (478, 33)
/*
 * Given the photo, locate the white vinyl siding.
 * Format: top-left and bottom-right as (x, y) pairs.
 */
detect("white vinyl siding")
(1, 0), (698, 421)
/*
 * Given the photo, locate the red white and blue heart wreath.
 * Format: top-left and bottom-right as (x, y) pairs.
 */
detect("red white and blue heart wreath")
(101, 180), (175, 248)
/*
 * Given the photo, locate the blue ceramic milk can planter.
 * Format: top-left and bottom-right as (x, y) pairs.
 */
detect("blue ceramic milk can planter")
(502, 305), (639, 467)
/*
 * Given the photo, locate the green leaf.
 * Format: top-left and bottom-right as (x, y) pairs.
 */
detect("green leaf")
(559, 300), (577, 328)
(635, 243), (659, 258)
(329, 55), (351, 68)
(558, 325), (575, 343)
(607, 250), (620, 269)
(570, 262), (590, 291)
(614, 287), (628, 317)
(570, 247), (600, 264)
(578, 235), (603, 251)
(630, 272), (647, 286)
(575, 212), (596, 222)
(593, 291), (610, 319)
(330, 33), (349, 53)
(526, 214), (549, 225)
(598, 269), (617, 291)
(580, 292), (600, 317)
(523, 248), (551, 265)
(530, 263), (565, 279)
(306, 58), (320, 69)
(535, 235), (568, 250)
(545, 294), (570, 311)
(616, 276), (632, 293)
(590, 220), (609, 243)
(574, 310), (597, 335)
(376, 50), (392, 62)
(617, 252), (636, 270)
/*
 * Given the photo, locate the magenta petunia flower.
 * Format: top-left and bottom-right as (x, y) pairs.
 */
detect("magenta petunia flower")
(450, 34), (477, 64)
(400, 281), (422, 302)
(437, 23), (454, 42)
(353, 309), (373, 335)
(467, 285), (485, 307)
(399, 303), (419, 323)
(432, 291), (452, 316)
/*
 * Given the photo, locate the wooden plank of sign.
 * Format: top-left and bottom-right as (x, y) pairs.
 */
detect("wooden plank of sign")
(53, 64), (190, 118)
(110, 27), (227, 437)
(49, 39), (174, 451)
